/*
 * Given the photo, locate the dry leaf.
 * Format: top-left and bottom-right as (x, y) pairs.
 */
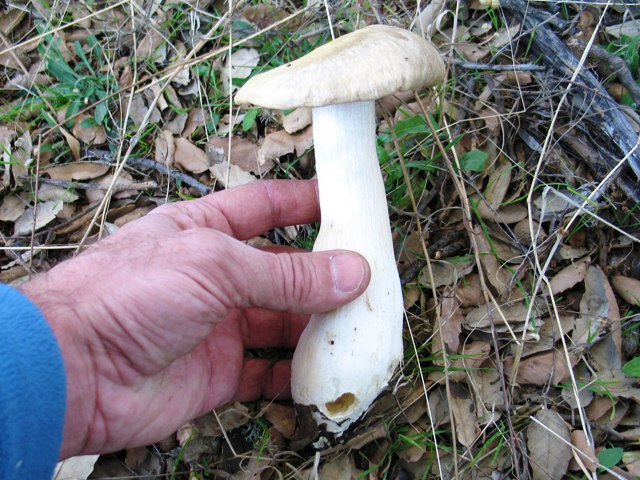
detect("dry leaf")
(73, 114), (107, 145)
(114, 207), (153, 227)
(472, 193), (529, 224)
(437, 291), (462, 353)
(44, 162), (109, 181)
(60, 128), (81, 161)
(449, 382), (478, 447)
(182, 108), (207, 137)
(464, 301), (536, 332)
(455, 273), (483, 307)
(260, 402), (296, 439)
(14, 201), (64, 235)
(206, 136), (265, 174)
(471, 360), (506, 413)
(550, 257), (591, 295)
(484, 157), (511, 209)
(622, 451), (640, 477)
(316, 453), (362, 480)
(473, 227), (512, 292)
(573, 265), (610, 347)
(606, 20), (640, 38)
(527, 409), (572, 480)
(411, 0), (448, 37)
(505, 351), (573, 385)
(0, 195), (26, 222)
(135, 29), (166, 62)
(257, 128), (314, 166)
(210, 161), (257, 188)
(155, 130), (175, 166)
(37, 183), (79, 203)
(53, 455), (99, 480)
(569, 430), (597, 472)
(522, 315), (575, 357)
(283, 107), (312, 133)
(457, 43), (489, 62)
(419, 258), (474, 289)
(129, 92), (161, 126)
(514, 218), (547, 246)
(174, 137), (211, 173)
(222, 48), (260, 95)
(612, 275), (640, 306)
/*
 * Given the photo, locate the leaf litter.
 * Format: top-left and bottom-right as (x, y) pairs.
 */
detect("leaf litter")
(0, 1), (638, 479)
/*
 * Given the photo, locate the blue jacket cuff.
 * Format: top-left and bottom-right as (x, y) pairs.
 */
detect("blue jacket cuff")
(0, 282), (67, 479)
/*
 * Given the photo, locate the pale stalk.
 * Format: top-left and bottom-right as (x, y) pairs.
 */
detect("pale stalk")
(291, 101), (404, 435)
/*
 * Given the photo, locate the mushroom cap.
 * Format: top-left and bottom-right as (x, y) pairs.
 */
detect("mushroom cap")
(235, 25), (445, 109)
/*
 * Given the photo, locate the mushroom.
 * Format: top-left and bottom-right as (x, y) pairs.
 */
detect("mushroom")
(235, 25), (445, 440)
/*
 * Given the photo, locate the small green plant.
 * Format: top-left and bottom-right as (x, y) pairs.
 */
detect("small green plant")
(597, 447), (624, 470)
(622, 356), (640, 377)
(37, 33), (117, 132)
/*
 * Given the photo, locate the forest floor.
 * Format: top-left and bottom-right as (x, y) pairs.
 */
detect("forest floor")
(1, 1), (639, 479)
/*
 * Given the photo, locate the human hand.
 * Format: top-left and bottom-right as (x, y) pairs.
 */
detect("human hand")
(20, 180), (370, 459)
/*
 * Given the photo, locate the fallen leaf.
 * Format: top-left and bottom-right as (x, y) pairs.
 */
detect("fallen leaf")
(155, 130), (175, 166)
(113, 207), (153, 227)
(622, 451), (640, 477)
(222, 48), (260, 94)
(522, 315), (575, 357)
(283, 107), (312, 133)
(484, 157), (511, 209)
(419, 258), (474, 289)
(527, 408), (572, 480)
(206, 136), (265, 174)
(315, 453), (362, 480)
(513, 218), (547, 246)
(471, 359), (506, 414)
(44, 162), (109, 181)
(573, 265), (610, 349)
(611, 275), (640, 306)
(60, 128), (81, 161)
(411, 0), (448, 37)
(72, 114), (107, 145)
(437, 291), (462, 353)
(464, 301), (537, 332)
(129, 92), (161, 126)
(455, 273), (483, 307)
(174, 137), (211, 173)
(0, 195), (26, 222)
(550, 257), (591, 295)
(260, 402), (296, 439)
(449, 382), (478, 447)
(569, 430), (597, 472)
(53, 455), (99, 480)
(135, 28), (166, 62)
(472, 194), (528, 223)
(606, 20), (640, 39)
(257, 128), (314, 166)
(210, 161), (256, 188)
(37, 183), (79, 203)
(472, 226), (512, 292)
(14, 201), (64, 235)
(505, 350), (574, 385)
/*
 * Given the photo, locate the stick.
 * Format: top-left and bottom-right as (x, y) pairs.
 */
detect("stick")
(84, 148), (212, 195)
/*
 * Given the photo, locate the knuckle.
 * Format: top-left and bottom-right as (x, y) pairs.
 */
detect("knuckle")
(275, 253), (315, 306)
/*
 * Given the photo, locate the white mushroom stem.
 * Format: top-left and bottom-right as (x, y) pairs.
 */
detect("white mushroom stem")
(291, 100), (404, 436)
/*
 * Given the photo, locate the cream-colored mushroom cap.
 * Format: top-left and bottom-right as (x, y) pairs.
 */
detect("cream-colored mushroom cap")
(234, 25), (445, 109)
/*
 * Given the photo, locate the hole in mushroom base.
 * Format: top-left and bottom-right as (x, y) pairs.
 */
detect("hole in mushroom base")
(324, 392), (356, 415)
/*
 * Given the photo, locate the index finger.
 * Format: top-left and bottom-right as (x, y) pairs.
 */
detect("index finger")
(153, 179), (320, 239)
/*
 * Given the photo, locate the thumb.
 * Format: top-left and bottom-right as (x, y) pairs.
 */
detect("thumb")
(235, 248), (371, 314)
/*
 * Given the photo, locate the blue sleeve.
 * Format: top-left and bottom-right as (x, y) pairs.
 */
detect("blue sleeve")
(0, 282), (66, 479)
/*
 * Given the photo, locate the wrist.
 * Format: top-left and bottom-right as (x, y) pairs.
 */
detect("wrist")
(20, 276), (98, 458)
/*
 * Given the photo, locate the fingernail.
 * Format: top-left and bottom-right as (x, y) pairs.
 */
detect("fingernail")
(330, 253), (367, 293)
